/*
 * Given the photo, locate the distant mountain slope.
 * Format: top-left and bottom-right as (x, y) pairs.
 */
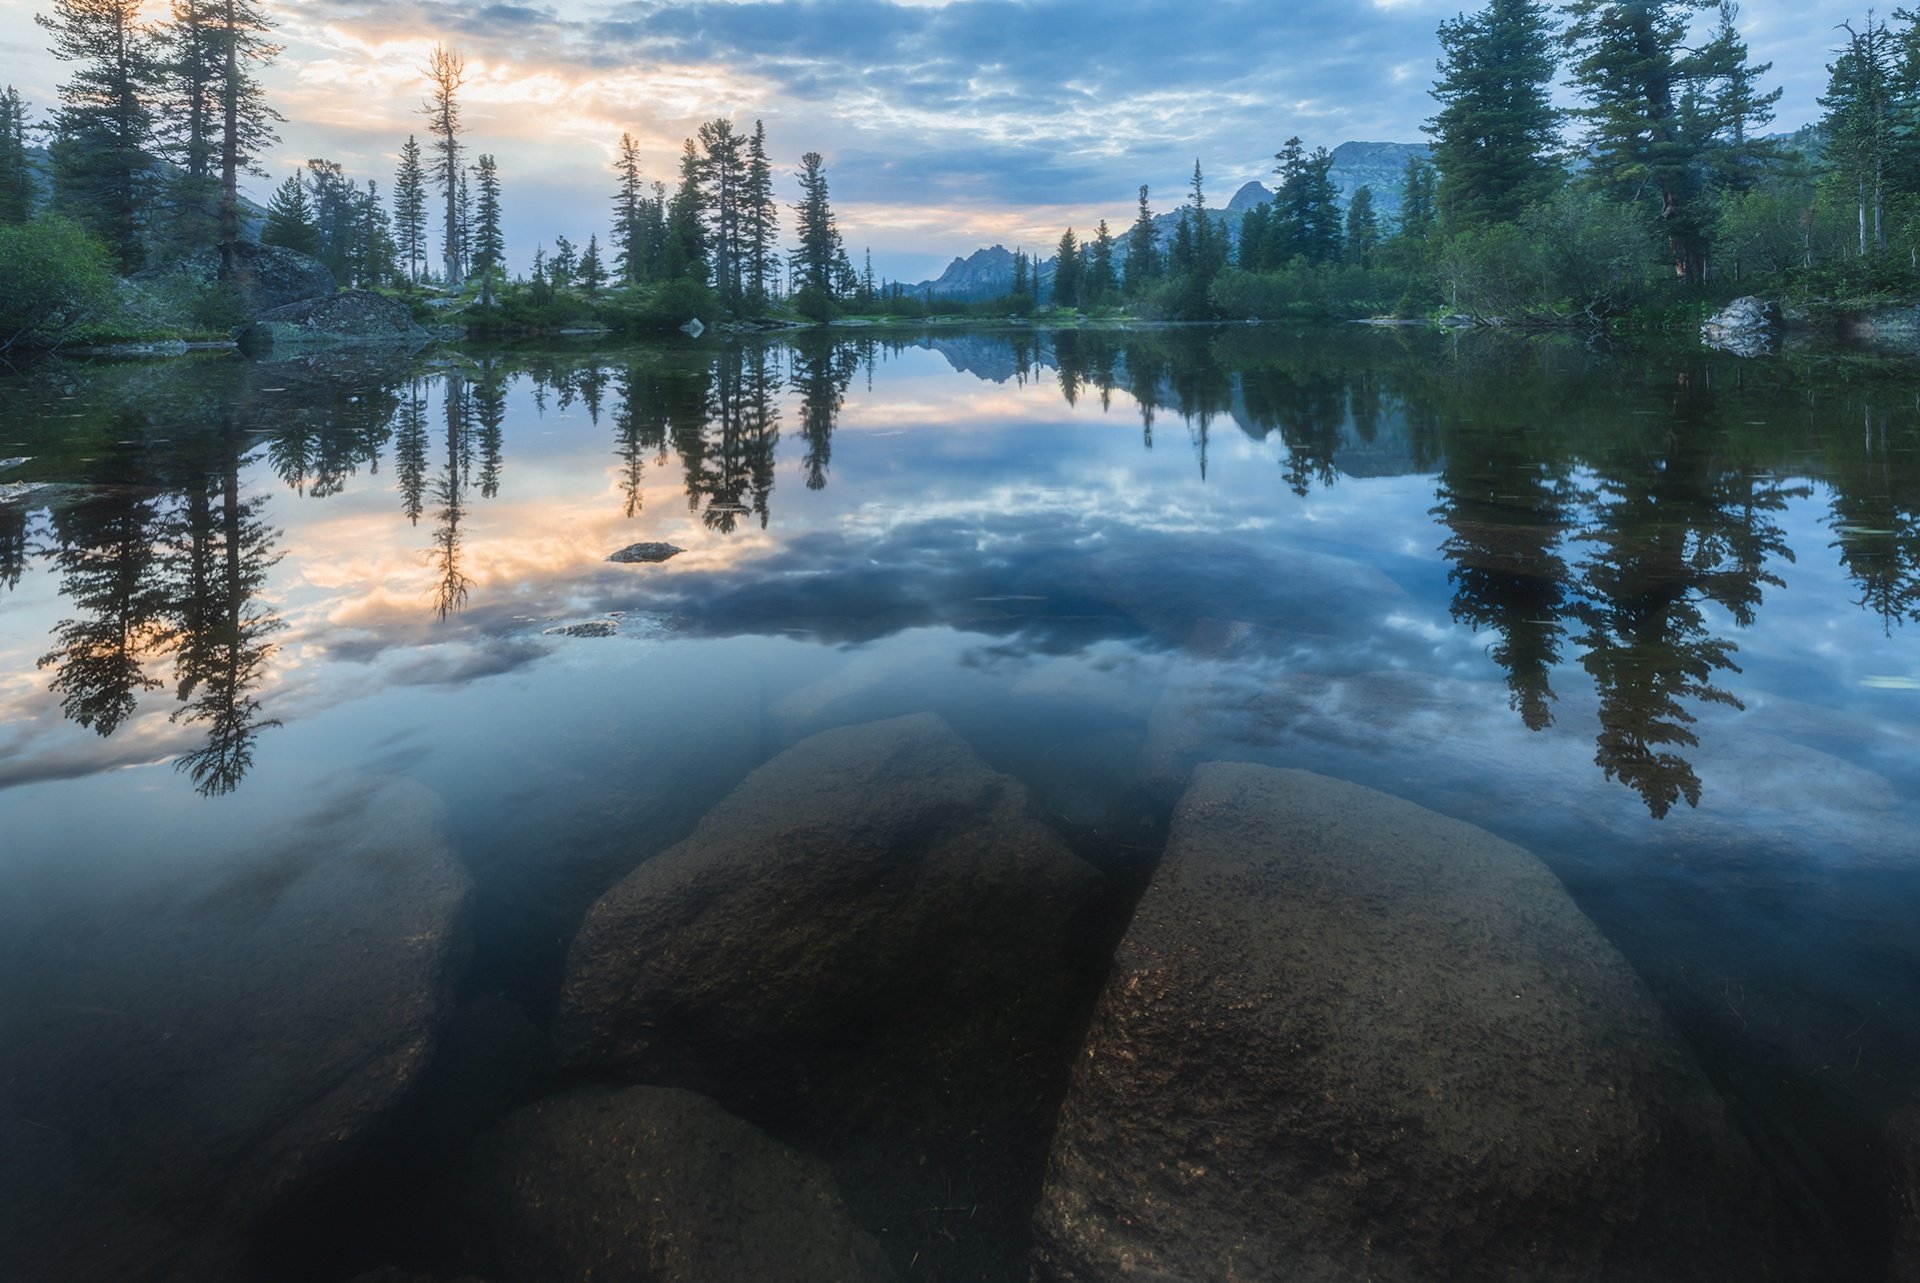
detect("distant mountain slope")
(903, 140), (1432, 299)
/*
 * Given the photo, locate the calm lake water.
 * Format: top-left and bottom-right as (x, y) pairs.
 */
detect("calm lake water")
(1, 324), (1916, 1280)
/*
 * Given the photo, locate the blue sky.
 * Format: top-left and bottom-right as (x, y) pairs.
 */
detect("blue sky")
(0, 0), (1878, 280)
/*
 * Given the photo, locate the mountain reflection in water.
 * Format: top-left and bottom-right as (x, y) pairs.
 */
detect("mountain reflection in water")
(1, 328), (1915, 816)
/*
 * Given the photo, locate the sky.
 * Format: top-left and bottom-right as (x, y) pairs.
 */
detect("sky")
(0, 0), (1881, 281)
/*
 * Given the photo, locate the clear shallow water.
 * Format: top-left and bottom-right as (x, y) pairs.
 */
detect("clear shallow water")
(0, 326), (1916, 1279)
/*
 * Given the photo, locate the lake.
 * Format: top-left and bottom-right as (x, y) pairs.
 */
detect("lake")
(1, 324), (1916, 1281)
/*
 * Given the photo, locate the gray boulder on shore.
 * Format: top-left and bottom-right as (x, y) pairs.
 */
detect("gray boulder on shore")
(1031, 763), (1783, 1283)
(446, 1085), (898, 1283)
(1702, 296), (1781, 357)
(239, 289), (429, 352)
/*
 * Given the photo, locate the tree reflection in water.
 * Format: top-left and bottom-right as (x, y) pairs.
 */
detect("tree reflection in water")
(8, 331), (1920, 811)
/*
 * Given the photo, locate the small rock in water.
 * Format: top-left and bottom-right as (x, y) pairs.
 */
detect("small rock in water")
(543, 620), (618, 638)
(680, 317), (706, 337)
(607, 541), (684, 564)
(0, 456), (28, 471)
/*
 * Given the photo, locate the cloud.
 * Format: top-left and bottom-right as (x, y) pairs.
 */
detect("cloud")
(0, 0), (1875, 276)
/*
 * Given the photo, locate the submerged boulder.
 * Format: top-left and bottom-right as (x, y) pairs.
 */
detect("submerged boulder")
(0, 778), (472, 1282)
(1894, 1096), (1920, 1281)
(1031, 764), (1779, 1283)
(239, 289), (429, 352)
(449, 1085), (896, 1283)
(554, 714), (1104, 1128)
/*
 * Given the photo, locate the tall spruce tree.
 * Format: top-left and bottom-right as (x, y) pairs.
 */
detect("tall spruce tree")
(791, 150), (843, 297)
(1428, 0), (1563, 226)
(1346, 185), (1382, 263)
(1562, 0), (1717, 279)
(663, 137), (708, 283)
(262, 171), (317, 255)
(394, 134), (428, 285)
(203, 0), (282, 257)
(1400, 153), (1439, 240)
(0, 88), (31, 225)
(39, 0), (160, 272)
(743, 120), (779, 308)
(1124, 184), (1159, 294)
(1821, 16), (1903, 254)
(1052, 227), (1082, 307)
(1693, 1), (1781, 194)
(698, 118), (745, 306)
(471, 153), (503, 301)
(421, 43), (466, 283)
(579, 233), (605, 296)
(612, 131), (647, 285)
(1087, 219), (1117, 304)
(157, 0), (220, 249)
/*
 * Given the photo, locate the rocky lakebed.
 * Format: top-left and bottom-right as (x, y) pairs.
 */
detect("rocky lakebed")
(1, 712), (1898, 1283)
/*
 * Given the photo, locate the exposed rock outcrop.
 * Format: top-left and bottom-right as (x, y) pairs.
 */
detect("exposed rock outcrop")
(239, 289), (429, 351)
(448, 1085), (897, 1283)
(0, 778), (472, 1283)
(1032, 763), (1781, 1283)
(135, 240), (338, 318)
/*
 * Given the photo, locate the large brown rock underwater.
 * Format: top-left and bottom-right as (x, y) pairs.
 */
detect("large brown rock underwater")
(552, 712), (1112, 1275)
(0, 778), (472, 1283)
(1031, 763), (1786, 1283)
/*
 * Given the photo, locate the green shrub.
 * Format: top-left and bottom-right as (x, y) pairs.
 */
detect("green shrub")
(0, 217), (117, 352)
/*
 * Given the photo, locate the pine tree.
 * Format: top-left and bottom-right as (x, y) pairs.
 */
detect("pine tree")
(455, 167), (472, 278)
(1124, 185), (1159, 294)
(198, 0), (281, 257)
(1821, 17), (1903, 255)
(663, 137), (708, 283)
(1087, 219), (1117, 304)
(356, 179), (396, 288)
(39, 0), (160, 272)
(0, 88), (32, 225)
(612, 131), (646, 285)
(421, 43), (466, 283)
(1427, 0), (1563, 226)
(471, 153), (504, 301)
(579, 233), (605, 296)
(791, 150), (843, 298)
(157, 0), (220, 249)
(550, 233), (576, 290)
(1052, 227), (1082, 307)
(1400, 154), (1439, 239)
(1562, 0), (1718, 279)
(1273, 140), (1342, 262)
(743, 120), (778, 308)
(394, 134), (428, 285)
(1693, 1), (1781, 194)
(262, 171), (317, 255)
(1346, 185), (1381, 264)
(698, 117), (744, 306)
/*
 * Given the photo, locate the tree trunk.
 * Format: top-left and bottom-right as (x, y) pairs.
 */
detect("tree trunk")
(219, 0), (241, 268)
(1859, 175), (1868, 258)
